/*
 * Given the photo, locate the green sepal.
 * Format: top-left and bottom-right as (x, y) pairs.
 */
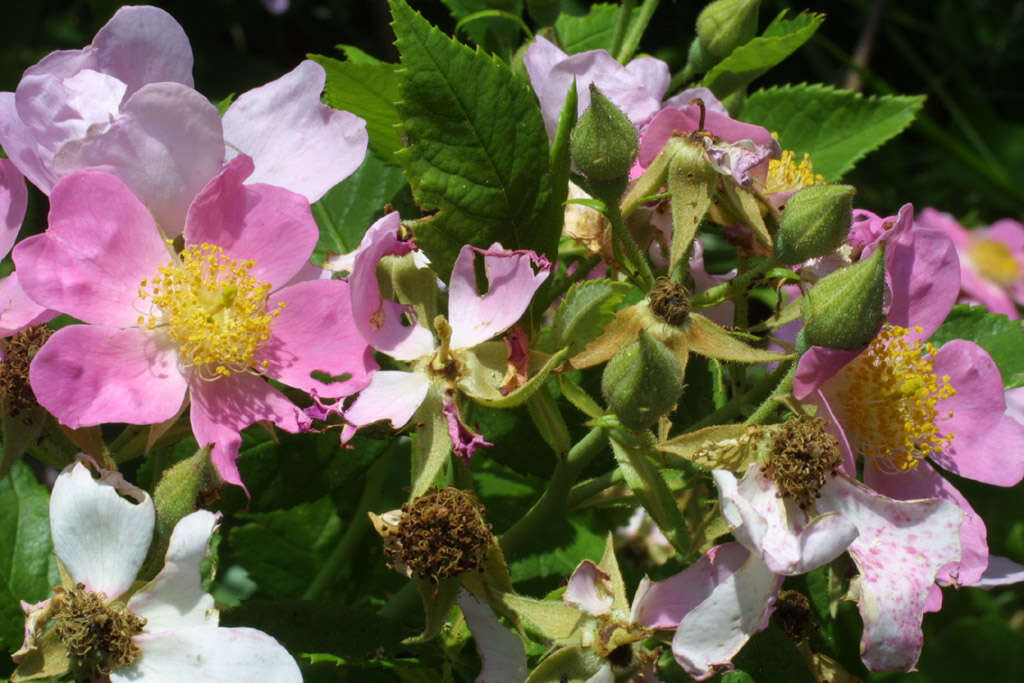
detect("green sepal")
(409, 386), (453, 499)
(774, 184), (855, 265)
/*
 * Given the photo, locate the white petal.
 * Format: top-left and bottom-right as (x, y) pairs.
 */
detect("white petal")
(127, 510), (219, 632)
(458, 590), (527, 683)
(50, 461), (153, 599)
(111, 626), (301, 683)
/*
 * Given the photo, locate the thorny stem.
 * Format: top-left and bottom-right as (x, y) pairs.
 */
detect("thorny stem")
(690, 258), (774, 308)
(605, 198), (655, 291)
(744, 360), (797, 425)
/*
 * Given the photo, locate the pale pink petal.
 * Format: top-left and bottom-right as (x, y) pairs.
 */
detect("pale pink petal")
(815, 475), (962, 672)
(623, 57), (670, 105)
(0, 92), (57, 192)
(29, 325), (187, 428)
(0, 273), (55, 336)
(184, 156), (317, 290)
(959, 266), (1018, 318)
(713, 467), (857, 575)
(342, 370), (430, 439)
(564, 560), (613, 616)
(53, 82), (224, 235)
(1006, 386), (1024, 425)
(256, 279), (377, 398)
(448, 244), (551, 350)
(13, 170), (169, 326)
(112, 626), (301, 683)
(223, 60), (367, 204)
(50, 462), (154, 599)
(663, 543), (781, 681)
(864, 461), (988, 586)
(128, 510), (218, 632)
(523, 36), (567, 111)
(0, 157), (28, 257)
(932, 340), (1024, 486)
(973, 555), (1024, 588)
(660, 88), (729, 116)
(189, 372), (310, 489)
(350, 212), (435, 360)
(458, 589), (527, 683)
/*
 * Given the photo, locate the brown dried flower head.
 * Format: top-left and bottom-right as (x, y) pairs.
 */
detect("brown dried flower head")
(764, 417), (842, 510)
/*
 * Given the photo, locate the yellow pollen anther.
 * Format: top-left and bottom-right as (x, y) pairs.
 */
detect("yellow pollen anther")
(766, 146), (825, 194)
(137, 243), (283, 380)
(968, 239), (1020, 287)
(834, 325), (956, 472)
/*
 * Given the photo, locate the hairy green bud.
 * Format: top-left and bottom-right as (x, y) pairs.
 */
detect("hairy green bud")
(602, 331), (685, 430)
(570, 84), (638, 182)
(697, 0), (761, 59)
(803, 245), (886, 349)
(774, 184), (855, 265)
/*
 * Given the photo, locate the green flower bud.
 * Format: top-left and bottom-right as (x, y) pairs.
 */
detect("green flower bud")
(697, 0), (761, 59)
(803, 244), (886, 350)
(570, 84), (638, 182)
(774, 184), (855, 265)
(601, 331), (685, 430)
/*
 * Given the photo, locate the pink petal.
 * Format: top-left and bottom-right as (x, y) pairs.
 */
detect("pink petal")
(713, 467), (857, 575)
(342, 370), (430, 440)
(113, 626), (301, 683)
(256, 279), (377, 398)
(448, 244), (551, 350)
(623, 57), (671, 107)
(184, 156), (318, 291)
(637, 106), (779, 170)
(442, 396), (492, 464)
(0, 92), (57, 193)
(30, 325), (187, 428)
(915, 208), (969, 250)
(53, 82), (224, 235)
(815, 475), (962, 672)
(457, 590), (527, 683)
(932, 339), (1024, 486)
(0, 272), (55, 337)
(864, 461), (988, 586)
(523, 37), (567, 122)
(564, 560), (613, 616)
(793, 346), (861, 400)
(12, 171), (169, 326)
(349, 212), (435, 360)
(222, 60), (368, 204)
(660, 87), (730, 116)
(189, 372), (310, 490)
(0, 154), (28, 258)
(50, 462), (154, 599)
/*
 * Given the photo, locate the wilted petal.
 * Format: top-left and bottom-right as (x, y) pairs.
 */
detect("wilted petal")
(50, 462), (154, 599)
(128, 510), (218, 632)
(223, 60), (367, 203)
(564, 560), (613, 617)
(458, 589), (527, 683)
(442, 396), (492, 464)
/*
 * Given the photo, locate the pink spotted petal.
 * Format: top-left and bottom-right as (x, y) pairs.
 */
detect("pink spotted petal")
(29, 325), (187, 428)
(223, 60), (367, 204)
(184, 156), (318, 291)
(864, 461), (987, 587)
(713, 467), (857, 575)
(0, 158), (28, 258)
(815, 475), (962, 672)
(350, 212), (435, 360)
(342, 370), (430, 441)
(52, 82), (224, 235)
(0, 273), (55, 336)
(0, 92), (58, 193)
(933, 339), (1024, 486)
(448, 243), (551, 350)
(189, 373), (310, 490)
(256, 279), (377, 398)
(13, 171), (169, 326)
(564, 560), (613, 617)
(457, 590), (528, 683)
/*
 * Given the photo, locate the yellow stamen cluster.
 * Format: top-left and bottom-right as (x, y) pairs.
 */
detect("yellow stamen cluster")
(766, 148), (825, 194)
(137, 242), (284, 380)
(969, 239), (1020, 287)
(835, 325), (956, 472)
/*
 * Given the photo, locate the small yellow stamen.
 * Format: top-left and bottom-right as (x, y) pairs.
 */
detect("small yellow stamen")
(968, 239), (1020, 287)
(138, 243), (283, 380)
(766, 144), (825, 194)
(834, 325), (956, 472)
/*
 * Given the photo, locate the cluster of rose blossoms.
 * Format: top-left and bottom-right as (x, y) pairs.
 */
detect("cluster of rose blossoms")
(2, 4), (1024, 682)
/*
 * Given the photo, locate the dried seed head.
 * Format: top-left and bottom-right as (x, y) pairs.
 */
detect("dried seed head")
(52, 583), (146, 675)
(771, 589), (816, 642)
(0, 325), (52, 420)
(764, 417), (841, 510)
(647, 277), (690, 326)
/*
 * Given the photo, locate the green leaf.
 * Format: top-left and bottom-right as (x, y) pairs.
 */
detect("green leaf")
(390, 0), (555, 278)
(929, 304), (1024, 389)
(702, 11), (824, 100)
(554, 3), (634, 54)
(551, 279), (632, 355)
(0, 462), (58, 651)
(310, 54), (404, 161)
(310, 152), (407, 266)
(741, 84), (924, 181)
(507, 509), (606, 595)
(229, 497), (343, 599)
(440, 0), (525, 56)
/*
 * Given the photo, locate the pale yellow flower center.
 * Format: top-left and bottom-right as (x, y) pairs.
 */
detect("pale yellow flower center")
(137, 242), (284, 380)
(834, 325), (956, 472)
(968, 238), (1020, 287)
(766, 147), (824, 194)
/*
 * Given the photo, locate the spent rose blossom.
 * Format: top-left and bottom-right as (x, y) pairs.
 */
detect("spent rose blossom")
(14, 158), (375, 489)
(13, 461), (301, 681)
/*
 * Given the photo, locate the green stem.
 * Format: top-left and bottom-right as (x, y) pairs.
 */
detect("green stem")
(567, 468), (625, 509)
(744, 360), (797, 425)
(605, 198), (655, 291)
(304, 449), (394, 601)
(690, 259), (773, 308)
(685, 359), (793, 431)
(616, 0), (661, 64)
(499, 426), (607, 558)
(608, 0), (635, 62)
